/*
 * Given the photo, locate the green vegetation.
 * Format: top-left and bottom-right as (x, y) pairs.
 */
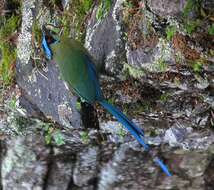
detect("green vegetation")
(0, 15), (21, 86)
(192, 60), (203, 73)
(96, 0), (112, 21)
(154, 58), (168, 72)
(182, 0), (202, 34)
(59, 0), (94, 42)
(32, 20), (42, 45)
(80, 131), (89, 144)
(160, 93), (171, 103)
(185, 19), (201, 34)
(76, 101), (82, 111)
(183, 0), (200, 18)
(123, 63), (145, 79)
(208, 24), (214, 35)
(166, 25), (177, 41)
(52, 129), (66, 146)
(42, 123), (65, 145)
(117, 127), (126, 138)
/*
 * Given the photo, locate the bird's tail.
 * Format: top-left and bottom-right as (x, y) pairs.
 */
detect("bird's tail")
(99, 100), (172, 177)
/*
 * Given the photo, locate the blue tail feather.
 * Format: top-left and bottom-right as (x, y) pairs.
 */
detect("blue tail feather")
(99, 100), (172, 177)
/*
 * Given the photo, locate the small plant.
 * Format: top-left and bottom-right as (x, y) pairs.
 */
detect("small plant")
(182, 0), (202, 35)
(96, 0), (112, 21)
(208, 24), (214, 35)
(42, 123), (65, 145)
(80, 131), (89, 144)
(76, 101), (82, 111)
(53, 130), (66, 146)
(166, 25), (177, 41)
(160, 93), (171, 103)
(192, 60), (203, 73)
(154, 58), (168, 72)
(117, 128), (126, 138)
(184, 19), (201, 34)
(59, 0), (94, 42)
(0, 14), (21, 86)
(183, 0), (198, 18)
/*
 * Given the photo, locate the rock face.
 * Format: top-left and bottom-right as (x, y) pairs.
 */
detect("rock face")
(16, 0), (81, 129)
(85, 0), (126, 75)
(0, 0), (214, 189)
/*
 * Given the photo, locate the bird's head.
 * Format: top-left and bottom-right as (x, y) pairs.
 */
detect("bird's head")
(42, 24), (61, 60)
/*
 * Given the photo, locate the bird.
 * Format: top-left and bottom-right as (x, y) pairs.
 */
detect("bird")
(42, 28), (172, 177)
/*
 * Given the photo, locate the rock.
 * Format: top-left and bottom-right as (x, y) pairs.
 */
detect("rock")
(85, 0), (126, 75)
(73, 147), (98, 187)
(16, 0), (81, 129)
(147, 0), (187, 17)
(1, 132), (50, 190)
(45, 160), (74, 190)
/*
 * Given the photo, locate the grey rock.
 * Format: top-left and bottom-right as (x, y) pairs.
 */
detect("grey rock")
(1, 133), (50, 190)
(73, 147), (98, 187)
(147, 0), (187, 17)
(16, 0), (81, 129)
(85, 0), (126, 74)
(202, 0), (214, 12)
(45, 160), (73, 190)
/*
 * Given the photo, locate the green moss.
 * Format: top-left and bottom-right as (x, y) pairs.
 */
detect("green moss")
(76, 101), (82, 111)
(192, 60), (203, 73)
(160, 93), (171, 103)
(80, 131), (89, 144)
(117, 128), (126, 138)
(0, 15), (21, 86)
(183, 0), (198, 18)
(208, 24), (214, 35)
(166, 25), (177, 41)
(184, 19), (201, 34)
(182, 0), (202, 34)
(53, 130), (65, 146)
(153, 58), (168, 72)
(60, 0), (94, 42)
(32, 20), (42, 45)
(123, 63), (145, 79)
(96, 0), (112, 21)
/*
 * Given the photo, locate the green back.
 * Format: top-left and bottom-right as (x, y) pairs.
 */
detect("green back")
(50, 37), (99, 103)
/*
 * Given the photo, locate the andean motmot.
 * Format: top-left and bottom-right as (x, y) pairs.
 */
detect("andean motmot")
(42, 28), (172, 177)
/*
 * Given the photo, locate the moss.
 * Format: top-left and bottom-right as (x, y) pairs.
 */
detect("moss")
(96, 0), (112, 21)
(182, 0), (202, 35)
(59, 0), (94, 42)
(208, 24), (214, 35)
(153, 58), (168, 72)
(183, 0), (200, 18)
(184, 19), (201, 34)
(42, 123), (65, 145)
(0, 15), (21, 86)
(76, 100), (82, 111)
(80, 131), (90, 144)
(32, 20), (42, 45)
(160, 93), (171, 103)
(123, 63), (145, 79)
(166, 25), (177, 41)
(192, 59), (203, 73)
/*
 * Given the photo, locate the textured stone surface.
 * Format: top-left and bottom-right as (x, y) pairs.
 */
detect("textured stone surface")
(16, 0), (81, 129)
(85, 0), (126, 74)
(1, 133), (49, 190)
(147, 0), (187, 17)
(1, 0), (214, 189)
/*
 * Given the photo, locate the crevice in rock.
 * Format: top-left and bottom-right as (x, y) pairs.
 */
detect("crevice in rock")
(81, 101), (99, 130)
(42, 145), (54, 190)
(204, 155), (214, 190)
